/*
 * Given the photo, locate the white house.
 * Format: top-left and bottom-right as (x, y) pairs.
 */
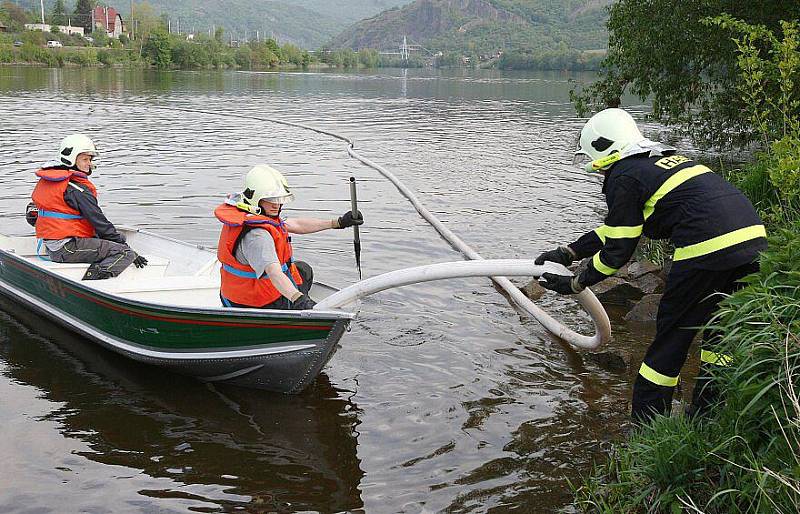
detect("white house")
(25, 23), (85, 36)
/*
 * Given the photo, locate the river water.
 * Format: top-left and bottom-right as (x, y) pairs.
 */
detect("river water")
(0, 67), (657, 513)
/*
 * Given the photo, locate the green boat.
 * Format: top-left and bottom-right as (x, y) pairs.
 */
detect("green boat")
(0, 224), (612, 393)
(0, 228), (355, 393)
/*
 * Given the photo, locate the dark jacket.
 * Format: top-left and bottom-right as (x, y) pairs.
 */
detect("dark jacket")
(569, 153), (766, 287)
(60, 168), (126, 244)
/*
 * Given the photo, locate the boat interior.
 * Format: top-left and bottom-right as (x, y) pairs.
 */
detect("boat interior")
(0, 229), (335, 309)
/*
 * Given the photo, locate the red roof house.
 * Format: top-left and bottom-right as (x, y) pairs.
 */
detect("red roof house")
(92, 6), (124, 38)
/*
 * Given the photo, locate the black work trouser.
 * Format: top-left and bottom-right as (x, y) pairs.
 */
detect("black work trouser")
(47, 237), (136, 278)
(631, 260), (759, 424)
(220, 261), (313, 309)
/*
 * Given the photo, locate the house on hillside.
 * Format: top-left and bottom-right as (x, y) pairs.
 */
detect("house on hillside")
(0, 21), (8, 33)
(25, 23), (85, 36)
(92, 6), (124, 38)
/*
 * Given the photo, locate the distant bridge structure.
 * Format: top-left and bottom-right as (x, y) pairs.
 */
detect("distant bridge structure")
(377, 35), (440, 61)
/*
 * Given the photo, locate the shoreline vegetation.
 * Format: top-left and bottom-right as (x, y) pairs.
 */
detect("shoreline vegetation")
(0, 30), (604, 72)
(0, 38), (605, 72)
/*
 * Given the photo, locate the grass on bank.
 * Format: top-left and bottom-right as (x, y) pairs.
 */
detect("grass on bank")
(574, 222), (800, 513)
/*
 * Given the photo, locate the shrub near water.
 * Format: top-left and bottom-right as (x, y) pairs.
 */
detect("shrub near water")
(574, 225), (800, 513)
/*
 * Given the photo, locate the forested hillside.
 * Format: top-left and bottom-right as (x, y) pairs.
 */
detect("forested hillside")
(13, 0), (415, 48)
(329, 0), (610, 55)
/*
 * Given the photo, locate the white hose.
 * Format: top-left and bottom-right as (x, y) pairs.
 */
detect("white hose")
(37, 99), (611, 350)
(315, 260), (608, 348)
(345, 146), (610, 350)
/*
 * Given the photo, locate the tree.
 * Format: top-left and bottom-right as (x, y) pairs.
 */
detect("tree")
(214, 26), (224, 44)
(130, 2), (161, 42)
(73, 0), (95, 33)
(51, 0), (67, 26)
(142, 28), (171, 68)
(570, 0), (800, 150)
(1, 1), (31, 30)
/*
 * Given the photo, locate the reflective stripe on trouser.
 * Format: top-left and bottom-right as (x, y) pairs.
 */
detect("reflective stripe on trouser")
(632, 261), (759, 424)
(674, 225), (766, 261)
(46, 237), (135, 277)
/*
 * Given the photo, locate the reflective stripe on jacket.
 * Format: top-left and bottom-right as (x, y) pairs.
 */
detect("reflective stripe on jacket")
(31, 168), (98, 240)
(215, 203), (303, 307)
(570, 153), (767, 287)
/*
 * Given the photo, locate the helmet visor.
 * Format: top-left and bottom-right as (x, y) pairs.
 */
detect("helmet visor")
(262, 193), (295, 205)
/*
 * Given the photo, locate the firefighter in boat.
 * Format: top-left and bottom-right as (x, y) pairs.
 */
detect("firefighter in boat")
(29, 134), (148, 280)
(215, 165), (363, 310)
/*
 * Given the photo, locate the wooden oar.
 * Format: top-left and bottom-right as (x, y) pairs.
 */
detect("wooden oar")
(349, 176), (362, 280)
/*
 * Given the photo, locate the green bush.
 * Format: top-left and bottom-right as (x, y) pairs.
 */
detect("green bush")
(0, 43), (12, 63)
(97, 49), (113, 66)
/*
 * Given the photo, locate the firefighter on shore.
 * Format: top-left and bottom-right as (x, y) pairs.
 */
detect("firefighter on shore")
(30, 134), (147, 280)
(215, 165), (363, 311)
(536, 108), (767, 424)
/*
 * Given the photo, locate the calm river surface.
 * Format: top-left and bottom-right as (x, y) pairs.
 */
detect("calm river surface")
(0, 67), (657, 513)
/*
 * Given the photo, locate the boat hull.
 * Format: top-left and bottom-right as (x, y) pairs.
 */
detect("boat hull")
(0, 249), (353, 393)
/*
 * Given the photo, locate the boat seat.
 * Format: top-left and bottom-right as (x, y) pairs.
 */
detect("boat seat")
(28, 255), (170, 281)
(93, 275), (220, 294)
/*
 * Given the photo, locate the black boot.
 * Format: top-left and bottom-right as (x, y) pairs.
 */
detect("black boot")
(82, 264), (113, 280)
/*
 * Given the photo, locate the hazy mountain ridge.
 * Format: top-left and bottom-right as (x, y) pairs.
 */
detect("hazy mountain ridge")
(14, 0), (415, 48)
(329, 0), (610, 54)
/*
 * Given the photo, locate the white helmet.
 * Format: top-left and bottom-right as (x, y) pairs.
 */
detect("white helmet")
(576, 108), (645, 172)
(238, 165), (295, 214)
(58, 134), (98, 168)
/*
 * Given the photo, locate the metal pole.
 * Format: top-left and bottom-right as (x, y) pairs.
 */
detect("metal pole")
(349, 177), (362, 280)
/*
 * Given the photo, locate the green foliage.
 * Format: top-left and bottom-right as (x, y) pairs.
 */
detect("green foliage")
(358, 48), (379, 68)
(571, 1), (800, 150)
(92, 31), (110, 48)
(97, 48), (113, 66)
(1, 1), (31, 30)
(142, 28), (171, 68)
(0, 43), (13, 63)
(711, 17), (800, 225)
(50, 0), (67, 26)
(233, 45), (252, 69)
(73, 0), (95, 33)
(574, 225), (800, 513)
(20, 41), (58, 66)
(63, 48), (98, 66)
(499, 48), (604, 71)
(331, 0), (609, 62)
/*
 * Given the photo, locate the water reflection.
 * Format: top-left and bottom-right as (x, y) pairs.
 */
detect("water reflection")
(0, 304), (364, 512)
(0, 66), (654, 512)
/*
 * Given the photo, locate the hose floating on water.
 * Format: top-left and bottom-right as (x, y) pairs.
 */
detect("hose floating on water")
(30, 98), (611, 349)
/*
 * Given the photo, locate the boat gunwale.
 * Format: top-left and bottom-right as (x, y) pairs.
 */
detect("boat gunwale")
(0, 233), (355, 324)
(0, 275), (348, 362)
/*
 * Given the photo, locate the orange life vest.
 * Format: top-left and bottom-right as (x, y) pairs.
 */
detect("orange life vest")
(31, 168), (98, 240)
(215, 203), (303, 307)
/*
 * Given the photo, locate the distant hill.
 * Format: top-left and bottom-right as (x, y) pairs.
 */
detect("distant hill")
(14, 0), (416, 48)
(329, 0), (610, 54)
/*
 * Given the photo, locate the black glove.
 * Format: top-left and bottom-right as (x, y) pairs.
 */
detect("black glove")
(133, 254), (148, 268)
(539, 273), (584, 295)
(25, 202), (38, 227)
(291, 293), (317, 310)
(336, 210), (364, 229)
(535, 246), (574, 266)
